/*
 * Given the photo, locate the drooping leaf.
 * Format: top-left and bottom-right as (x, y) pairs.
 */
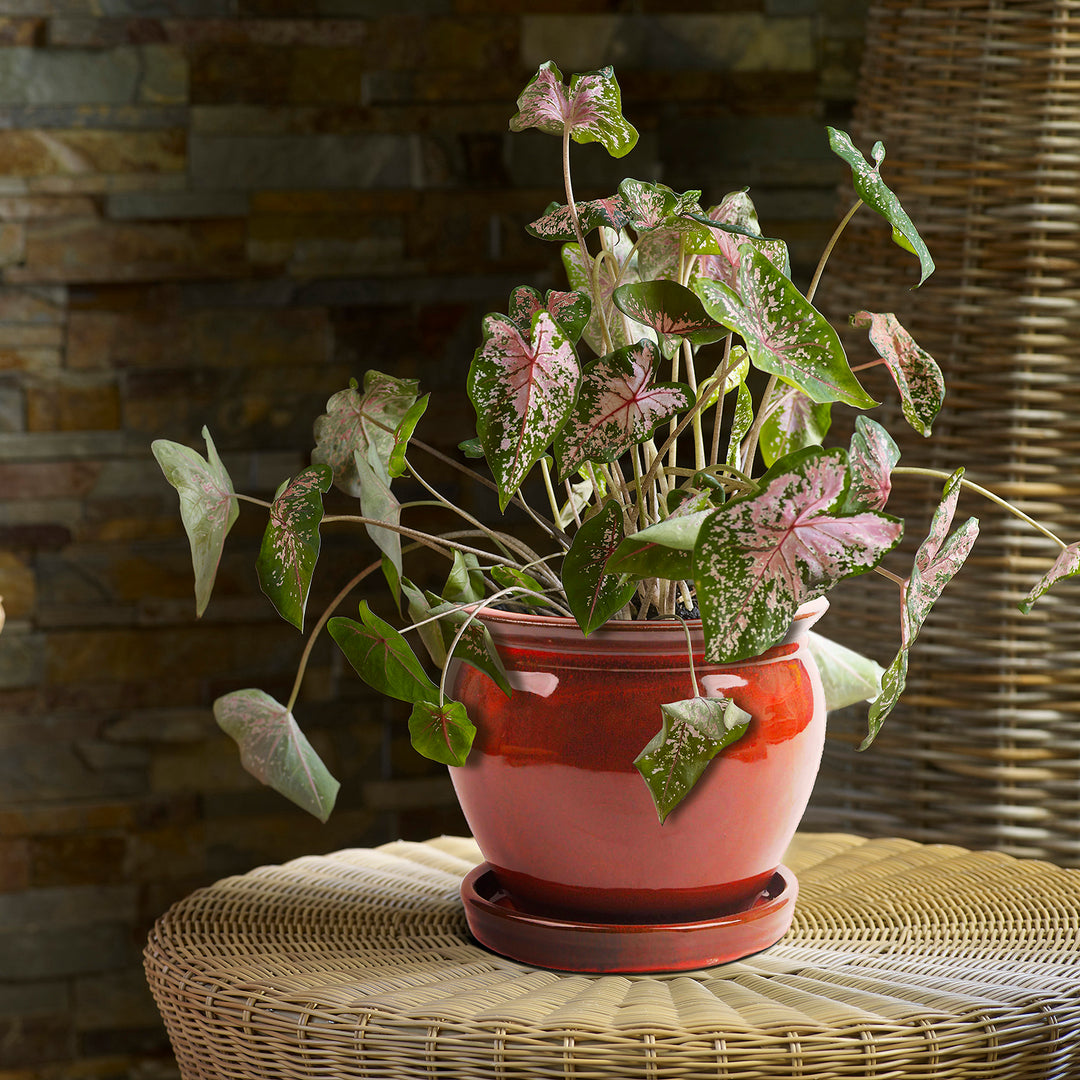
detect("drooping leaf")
(696, 249), (877, 408)
(400, 577), (446, 666)
(490, 565), (550, 607)
(328, 601), (439, 704)
(634, 696), (751, 823)
(421, 595), (512, 697)
(554, 340), (692, 478)
(468, 310), (580, 510)
(611, 281), (726, 346)
(509, 61), (639, 158)
(312, 371), (419, 497)
(828, 129), (935, 286)
(526, 196), (630, 242)
(408, 699), (476, 766)
(1020, 542), (1080, 613)
(844, 415), (899, 513)
(805, 631), (884, 711)
(214, 689), (339, 822)
(759, 384), (832, 467)
(388, 393), (429, 479)
(151, 427), (239, 617)
(562, 500), (637, 634)
(607, 508), (711, 581)
(694, 448), (903, 662)
(443, 550), (485, 606)
(256, 464), (333, 631)
(354, 446), (403, 577)
(851, 311), (945, 437)
(861, 649), (908, 750)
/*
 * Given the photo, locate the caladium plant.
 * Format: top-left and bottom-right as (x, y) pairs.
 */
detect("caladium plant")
(154, 61), (1080, 824)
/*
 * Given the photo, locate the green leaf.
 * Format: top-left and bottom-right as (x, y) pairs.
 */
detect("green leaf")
(458, 437), (485, 459)
(861, 649), (908, 750)
(408, 699), (476, 766)
(696, 249), (876, 408)
(509, 61), (639, 158)
(759, 385), (832, 468)
(354, 447), (403, 577)
(805, 631), (883, 711)
(328, 602), (439, 704)
(388, 393), (429, 479)
(151, 427), (239, 617)
(443, 550), (485, 606)
(400, 577), (446, 666)
(634, 696), (751, 823)
(562, 500), (637, 634)
(726, 380), (755, 469)
(422, 595), (512, 697)
(611, 281), (726, 346)
(214, 689), (339, 822)
(490, 565), (550, 607)
(606, 508), (711, 580)
(256, 464), (333, 631)
(468, 310), (581, 511)
(844, 415), (899, 514)
(828, 129), (935, 286)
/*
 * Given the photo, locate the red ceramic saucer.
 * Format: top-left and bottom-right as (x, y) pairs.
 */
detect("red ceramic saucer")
(460, 863), (798, 974)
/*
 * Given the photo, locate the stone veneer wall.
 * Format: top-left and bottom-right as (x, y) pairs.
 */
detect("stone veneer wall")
(0, 3), (867, 1078)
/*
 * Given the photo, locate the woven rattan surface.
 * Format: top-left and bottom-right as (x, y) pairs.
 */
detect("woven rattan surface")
(144, 833), (1080, 1079)
(806, 0), (1080, 863)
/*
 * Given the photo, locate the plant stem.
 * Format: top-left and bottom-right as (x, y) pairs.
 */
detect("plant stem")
(893, 466), (1068, 548)
(873, 565), (907, 588)
(234, 492), (273, 509)
(806, 198), (863, 304)
(739, 374), (778, 474)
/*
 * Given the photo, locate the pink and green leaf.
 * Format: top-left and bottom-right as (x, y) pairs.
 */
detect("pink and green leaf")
(726, 379), (755, 468)
(527, 196), (630, 242)
(694, 448), (903, 662)
(696, 248), (877, 408)
(555, 340), (692, 477)
(312, 371), (420, 497)
(759, 385), (832, 467)
(468, 310), (580, 510)
(852, 311), (944, 436)
(861, 649), (908, 750)
(509, 62), (639, 159)
(634, 696), (751, 822)
(562, 500), (638, 634)
(844, 416), (899, 513)
(509, 285), (592, 344)
(1020, 542), (1080, 613)
(408, 699), (475, 766)
(214, 689), (339, 822)
(256, 463), (333, 631)
(829, 129), (935, 286)
(611, 280), (726, 345)
(607, 507), (711, 581)
(151, 427), (239, 617)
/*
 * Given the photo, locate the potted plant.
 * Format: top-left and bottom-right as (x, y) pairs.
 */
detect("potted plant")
(152, 62), (1080, 972)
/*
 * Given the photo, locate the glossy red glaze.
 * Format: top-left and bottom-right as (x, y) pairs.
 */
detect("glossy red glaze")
(448, 598), (828, 926)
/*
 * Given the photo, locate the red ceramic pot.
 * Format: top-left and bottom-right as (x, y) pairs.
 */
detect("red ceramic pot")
(448, 597), (828, 949)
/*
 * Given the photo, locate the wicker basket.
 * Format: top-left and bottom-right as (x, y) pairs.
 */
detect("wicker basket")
(805, 0), (1080, 865)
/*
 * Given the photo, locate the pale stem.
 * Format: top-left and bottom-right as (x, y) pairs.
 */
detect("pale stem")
(709, 335), (734, 468)
(739, 373), (779, 474)
(631, 445), (647, 531)
(893, 467), (1068, 548)
(234, 492), (273, 509)
(538, 457), (565, 526)
(873, 565), (907, 588)
(676, 617), (700, 699)
(806, 198), (863, 304)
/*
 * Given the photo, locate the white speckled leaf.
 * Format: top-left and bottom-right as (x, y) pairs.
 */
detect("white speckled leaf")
(694, 448), (903, 662)
(862, 649), (908, 750)
(759, 384), (832, 467)
(852, 311), (945, 437)
(527, 196), (630, 242)
(554, 340), (691, 477)
(844, 416), (899, 513)
(468, 310), (580, 510)
(562, 500), (637, 634)
(1020, 542), (1080, 613)
(696, 248), (876, 408)
(214, 689), (339, 822)
(151, 427), (239, 617)
(256, 464), (333, 631)
(508, 285), (591, 344)
(610, 280), (725, 345)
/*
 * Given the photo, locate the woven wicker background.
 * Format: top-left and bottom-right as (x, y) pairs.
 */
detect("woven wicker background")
(804, 0), (1080, 863)
(144, 836), (1080, 1080)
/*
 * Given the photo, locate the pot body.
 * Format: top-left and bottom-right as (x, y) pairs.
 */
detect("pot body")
(448, 598), (827, 924)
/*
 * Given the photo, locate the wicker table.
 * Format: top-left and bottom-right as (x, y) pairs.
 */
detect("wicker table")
(145, 833), (1080, 1079)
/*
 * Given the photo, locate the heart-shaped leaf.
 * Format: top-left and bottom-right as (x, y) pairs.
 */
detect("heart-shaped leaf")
(759, 385), (832, 467)
(214, 689), (339, 822)
(256, 464), (333, 631)
(152, 427), (238, 617)
(694, 447), (903, 662)
(509, 61), (639, 158)
(408, 699), (475, 766)
(607, 508), (711, 581)
(527, 196), (630, 242)
(611, 281), (726, 345)
(555, 340), (692, 478)
(312, 371), (419, 497)
(829, 129), (935, 286)
(634, 696), (751, 823)
(468, 310), (580, 510)
(328, 601), (439, 704)
(508, 285), (591, 344)
(696, 249), (877, 408)
(805, 631), (883, 711)
(852, 311), (945, 437)
(618, 178), (703, 232)
(562, 500), (637, 634)
(1020, 542), (1080, 613)
(843, 415), (899, 513)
